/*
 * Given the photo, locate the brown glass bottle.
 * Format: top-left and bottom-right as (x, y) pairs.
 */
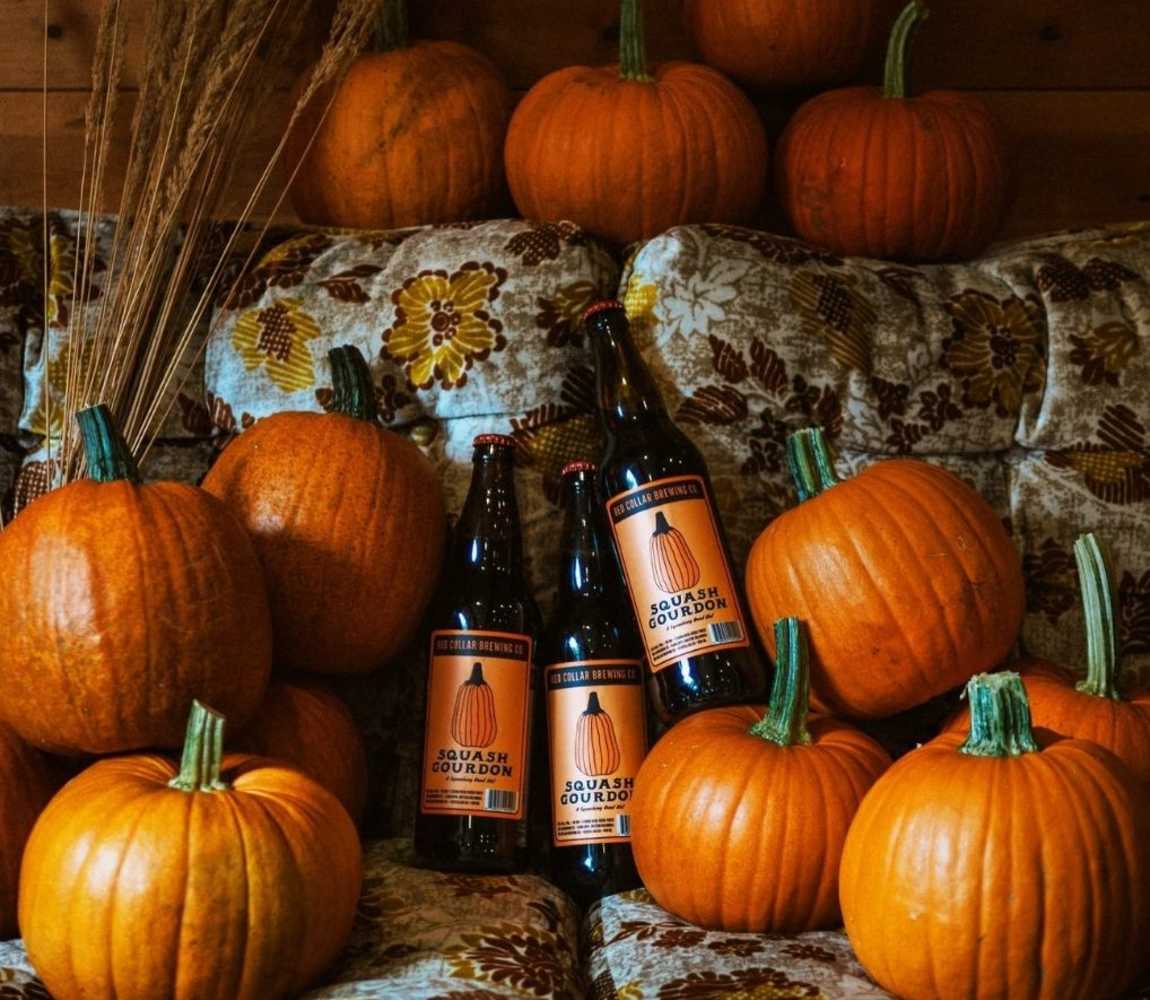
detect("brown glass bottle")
(543, 462), (646, 906)
(415, 434), (541, 873)
(585, 300), (766, 723)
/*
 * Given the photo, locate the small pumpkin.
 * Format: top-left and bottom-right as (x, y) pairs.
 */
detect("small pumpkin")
(574, 692), (622, 777)
(746, 427), (1024, 719)
(233, 678), (369, 823)
(20, 702), (362, 1000)
(504, 0), (768, 244)
(648, 511), (701, 594)
(0, 725), (58, 938)
(451, 663), (499, 749)
(203, 345), (446, 674)
(287, 0), (513, 229)
(945, 532), (1150, 784)
(631, 618), (891, 932)
(776, 1), (1009, 260)
(0, 404), (272, 754)
(841, 672), (1150, 1000)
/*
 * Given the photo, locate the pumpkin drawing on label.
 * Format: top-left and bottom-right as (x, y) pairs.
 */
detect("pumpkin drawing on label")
(575, 692), (622, 777)
(451, 663), (498, 748)
(649, 512), (701, 593)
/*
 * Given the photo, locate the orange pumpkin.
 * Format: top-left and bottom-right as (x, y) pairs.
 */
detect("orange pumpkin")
(776, 1), (1009, 260)
(20, 702), (362, 1000)
(944, 532), (1150, 784)
(632, 618), (891, 932)
(287, 0), (513, 229)
(451, 663), (498, 748)
(684, 0), (886, 91)
(746, 427), (1024, 719)
(203, 345), (446, 674)
(648, 512), (701, 594)
(504, 0), (768, 244)
(0, 404), (272, 754)
(233, 678), (369, 823)
(574, 692), (622, 777)
(842, 672), (1150, 1000)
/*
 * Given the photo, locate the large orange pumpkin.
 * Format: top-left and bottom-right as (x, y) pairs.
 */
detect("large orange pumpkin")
(631, 618), (891, 932)
(20, 702), (362, 1000)
(684, 0), (886, 91)
(233, 678), (369, 823)
(203, 345), (446, 674)
(841, 672), (1150, 1000)
(450, 663), (499, 749)
(0, 405), (272, 754)
(746, 427), (1024, 719)
(504, 0), (768, 244)
(776, 1), (1009, 260)
(287, 0), (513, 229)
(0, 725), (58, 938)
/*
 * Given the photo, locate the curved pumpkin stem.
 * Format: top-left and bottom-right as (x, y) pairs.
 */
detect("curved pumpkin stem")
(883, 1), (929, 100)
(328, 345), (379, 423)
(1075, 532), (1122, 700)
(786, 427), (839, 503)
(169, 700), (231, 793)
(960, 672), (1039, 758)
(77, 403), (141, 484)
(375, 0), (409, 51)
(750, 617), (812, 747)
(619, 0), (652, 82)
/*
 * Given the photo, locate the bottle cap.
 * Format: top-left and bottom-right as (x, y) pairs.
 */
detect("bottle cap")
(473, 433), (518, 449)
(560, 460), (598, 477)
(582, 300), (625, 323)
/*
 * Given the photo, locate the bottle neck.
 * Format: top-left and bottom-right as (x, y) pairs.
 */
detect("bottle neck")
(589, 314), (668, 432)
(453, 452), (523, 578)
(558, 475), (614, 601)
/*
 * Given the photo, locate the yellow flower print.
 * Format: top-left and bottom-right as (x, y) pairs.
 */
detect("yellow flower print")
(624, 278), (657, 325)
(384, 262), (508, 391)
(232, 297), (322, 392)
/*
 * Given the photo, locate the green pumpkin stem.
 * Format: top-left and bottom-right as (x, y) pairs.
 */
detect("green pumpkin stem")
(375, 0), (409, 51)
(328, 345), (379, 422)
(1075, 532), (1122, 700)
(960, 672), (1040, 758)
(169, 701), (231, 793)
(77, 403), (141, 484)
(883, 1), (929, 100)
(619, 0), (652, 82)
(786, 427), (839, 503)
(750, 618), (812, 747)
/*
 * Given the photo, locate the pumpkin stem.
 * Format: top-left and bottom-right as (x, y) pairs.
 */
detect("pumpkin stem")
(883, 1), (929, 100)
(619, 0), (652, 82)
(585, 691), (605, 715)
(169, 700), (231, 793)
(786, 427), (839, 503)
(328, 345), (379, 422)
(960, 672), (1040, 758)
(77, 403), (141, 484)
(652, 511), (671, 535)
(467, 662), (485, 685)
(750, 618), (812, 747)
(1075, 532), (1122, 700)
(375, 0), (409, 51)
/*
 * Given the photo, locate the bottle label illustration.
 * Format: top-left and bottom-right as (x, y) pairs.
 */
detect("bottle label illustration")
(546, 659), (646, 847)
(421, 630), (533, 820)
(607, 475), (751, 673)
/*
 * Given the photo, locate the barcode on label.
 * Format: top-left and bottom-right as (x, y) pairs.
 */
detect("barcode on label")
(615, 814), (632, 837)
(485, 789), (518, 813)
(708, 621), (743, 643)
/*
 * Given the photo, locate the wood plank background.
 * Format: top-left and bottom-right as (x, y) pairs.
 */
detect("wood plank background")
(1, 0), (1148, 239)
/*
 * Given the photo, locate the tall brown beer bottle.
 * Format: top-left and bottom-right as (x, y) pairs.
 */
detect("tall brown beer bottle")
(415, 434), (541, 872)
(543, 461), (646, 905)
(585, 300), (766, 723)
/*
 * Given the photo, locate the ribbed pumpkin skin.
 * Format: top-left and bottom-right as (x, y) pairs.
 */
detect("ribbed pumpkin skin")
(575, 703), (621, 777)
(287, 43), (513, 229)
(20, 753), (362, 1000)
(203, 412), (445, 674)
(451, 669), (498, 748)
(841, 732), (1150, 1000)
(746, 460), (1023, 719)
(233, 678), (369, 822)
(631, 706), (890, 932)
(505, 63), (768, 244)
(777, 87), (1008, 260)
(0, 725), (58, 937)
(0, 482), (272, 754)
(649, 517), (701, 593)
(684, 0), (883, 90)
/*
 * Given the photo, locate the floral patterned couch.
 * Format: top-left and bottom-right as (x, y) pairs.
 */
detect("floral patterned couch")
(2, 209), (1149, 998)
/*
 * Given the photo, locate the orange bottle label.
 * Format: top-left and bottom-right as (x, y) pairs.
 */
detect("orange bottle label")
(607, 475), (750, 673)
(545, 659), (646, 847)
(420, 630), (533, 820)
